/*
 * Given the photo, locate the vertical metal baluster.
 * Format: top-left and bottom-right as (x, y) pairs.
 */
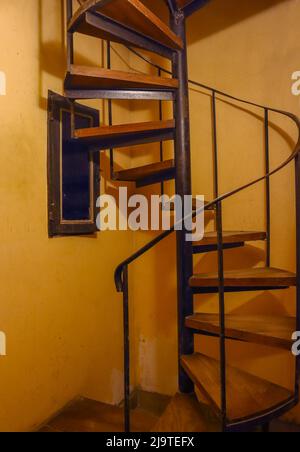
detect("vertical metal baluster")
(212, 91), (227, 431)
(70, 99), (76, 138)
(295, 155), (300, 400)
(212, 91), (219, 200)
(122, 265), (130, 432)
(170, 10), (194, 394)
(159, 68), (165, 199)
(66, 1), (75, 138)
(217, 202), (226, 431)
(66, 0), (74, 71)
(107, 41), (115, 179)
(264, 109), (271, 267)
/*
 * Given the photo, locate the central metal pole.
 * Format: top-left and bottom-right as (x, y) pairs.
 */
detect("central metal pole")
(158, 68), (165, 199)
(107, 41), (115, 179)
(171, 10), (194, 393)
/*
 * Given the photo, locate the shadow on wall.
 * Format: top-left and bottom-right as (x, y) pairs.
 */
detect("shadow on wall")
(38, 0), (65, 110)
(37, 0), (100, 111)
(186, 0), (291, 44)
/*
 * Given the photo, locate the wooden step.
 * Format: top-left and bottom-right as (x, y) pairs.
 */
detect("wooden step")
(69, 0), (183, 50)
(185, 314), (295, 350)
(181, 353), (293, 424)
(65, 65), (178, 92)
(190, 267), (297, 289)
(114, 159), (175, 185)
(153, 393), (218, 432)
(74, 120), (175, 149)
(193, 231), (266, 248)
(67, 11), (173, 59)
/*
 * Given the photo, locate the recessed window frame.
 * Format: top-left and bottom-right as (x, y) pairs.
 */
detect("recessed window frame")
(47, 91), (100, 237)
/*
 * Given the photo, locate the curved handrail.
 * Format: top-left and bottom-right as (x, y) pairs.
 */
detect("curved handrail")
(114, 81), (300, 292)
(124, 46), (300, 110)
(73, 0), (300, 432)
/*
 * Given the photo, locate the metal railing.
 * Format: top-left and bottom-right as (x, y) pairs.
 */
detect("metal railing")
(71, 0), (300, 433)
(114, 51), (300, 431)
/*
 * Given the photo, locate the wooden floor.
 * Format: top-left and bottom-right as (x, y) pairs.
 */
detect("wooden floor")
(39, 398), (157, 433)
(185, 314), (295, 350)
(181, 354), (292, 424)
(38, 397), (300, 433)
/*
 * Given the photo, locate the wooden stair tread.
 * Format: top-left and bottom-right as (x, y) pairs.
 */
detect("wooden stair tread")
(190, 267), (297, 288)
(75, 120), (175, 141)
(181, 353), (293, 423)
(193, 231), (266, 247)
(153, 393), (218, 432)
(114, 159), (175, 182)
(185, 314), (295, 350)
(65, 65), (178, 91)
(69, 0), (183, 50)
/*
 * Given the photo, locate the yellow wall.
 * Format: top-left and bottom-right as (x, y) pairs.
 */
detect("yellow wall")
(1, 0), (300, 432)
(0, 0), (134, 431)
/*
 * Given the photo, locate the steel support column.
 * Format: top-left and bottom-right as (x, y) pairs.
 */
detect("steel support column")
(171, 10), (194, 393)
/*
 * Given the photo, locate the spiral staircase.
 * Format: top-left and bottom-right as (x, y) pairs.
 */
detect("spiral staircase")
(63, 0), (300, 432)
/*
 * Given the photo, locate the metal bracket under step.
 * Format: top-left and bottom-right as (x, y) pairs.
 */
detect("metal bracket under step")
(71, 11), (174, 61)
(193, 242), (244, 254)
(65, 89), (175, 101)
(135, 170), (176, 188)
(192, 286), (290, 294)
(71, 129), (175, 153)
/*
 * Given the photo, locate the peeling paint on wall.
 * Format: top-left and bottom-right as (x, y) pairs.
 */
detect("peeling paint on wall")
(0, 332), (6, 356)
(0, 71), (6, 95)
(111, 368), (124, 405)
(138, 334), (178, 395)
(139, 336), (156, 393)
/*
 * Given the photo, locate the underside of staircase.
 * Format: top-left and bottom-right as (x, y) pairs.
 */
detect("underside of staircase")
(52, 0), (300, 432)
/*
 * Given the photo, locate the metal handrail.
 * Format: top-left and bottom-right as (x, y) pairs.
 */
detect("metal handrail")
(69, 1), (300, 432)
(114, 100), (300, 290)
(112, 45), (300, 289)
(113, 76), (300, 432)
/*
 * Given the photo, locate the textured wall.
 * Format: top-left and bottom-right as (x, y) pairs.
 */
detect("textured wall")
(0, 0), (133, 431)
